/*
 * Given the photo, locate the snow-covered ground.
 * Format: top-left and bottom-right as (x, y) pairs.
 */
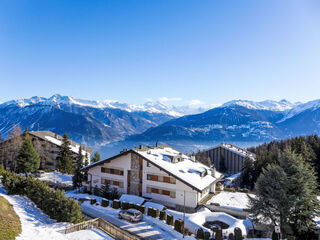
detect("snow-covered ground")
(207, 191), (255, 211)
(38, 171), (73, 186)
(67, 191), (252, 238)
(0, 185), (114, 240)
(167, 207), (252, 236)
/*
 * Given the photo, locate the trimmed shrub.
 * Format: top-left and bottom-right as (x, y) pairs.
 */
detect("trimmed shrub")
(0, 170), (83, 224)
(90, 199), (97, 205)
(112, 200), (121, 209)
(204, 231), (210, 240)
(196, 228), (204, 239)
(121, 201), (129, 210)
(147, 207), (153, 217)
(228, 233), (234, 240)
(159, 210), (166, 221)
(154, 208), (159, 218)
(234, 227), (242, 240)
(101, 199), (109, 207)
(140, 205), (146, 214)
(174, 218), (184, 234)
(215, 229), (223, 240)
(166, 213), (174, 226)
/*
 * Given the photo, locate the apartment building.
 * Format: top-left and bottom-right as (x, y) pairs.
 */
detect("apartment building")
(203, 143), (256, 174)
(82, 145), (223, 211)
(0, 131), (92, 170)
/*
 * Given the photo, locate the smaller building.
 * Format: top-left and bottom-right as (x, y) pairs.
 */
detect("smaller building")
(0, 130), (92, 170)
(82, 145), (223, 212)
(203, 143), (255, 174)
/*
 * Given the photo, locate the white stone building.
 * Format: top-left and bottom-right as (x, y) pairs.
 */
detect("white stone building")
(82, 145), (223, 211)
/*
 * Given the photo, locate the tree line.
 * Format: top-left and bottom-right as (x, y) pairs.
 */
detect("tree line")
(241, 135), (320, 239)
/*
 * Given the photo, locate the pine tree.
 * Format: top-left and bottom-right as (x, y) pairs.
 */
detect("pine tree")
(249, 148), (320, 238)
(72, 146), (84, 190)
(56, 133), (74, 174)
(16, 129), (40, 173)
(91, 152), (101, 163)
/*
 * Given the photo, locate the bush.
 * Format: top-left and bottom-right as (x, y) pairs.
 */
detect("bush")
(166, 213), (174, 225)
(196, 228), (204, 239)
(147, 207), (153, 217)
(214, 229), (223, 240)
(0, 170), (83, 224)
(101, 199), (109, 207)
(174, 218), (184, 234)
(122, 201), (129, 210)
(234, 227), (242, 240)
(203, 231), (210, 240)
(90, 199), (97, 205)
(139, 205), (146, 214)
(159, 210), (166, 220)
(228, 233), (234, 240)
(112, 200), (121, 209)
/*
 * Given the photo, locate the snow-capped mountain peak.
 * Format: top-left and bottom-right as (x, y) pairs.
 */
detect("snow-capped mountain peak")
(222, 99), (295, 111)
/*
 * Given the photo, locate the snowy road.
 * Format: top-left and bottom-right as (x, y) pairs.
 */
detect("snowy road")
(82, 202), (182, 240)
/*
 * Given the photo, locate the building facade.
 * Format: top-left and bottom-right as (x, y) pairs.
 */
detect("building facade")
(82, 145), (223, 211)
(0, 131), (92, 170)
(203, 143), (255, 174)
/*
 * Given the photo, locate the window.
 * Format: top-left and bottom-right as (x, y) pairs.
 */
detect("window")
(151, 188), (159, 194)
(163, 176), (171, 183)
(101, 167), (105, 173)
(162, 190), (170, 196)
(147, 162), (151, 167)
(110, 169), (114, 174)
(147, 174), (151, 180)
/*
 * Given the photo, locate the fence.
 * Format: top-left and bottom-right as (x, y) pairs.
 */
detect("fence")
(65, 217), (141, 240)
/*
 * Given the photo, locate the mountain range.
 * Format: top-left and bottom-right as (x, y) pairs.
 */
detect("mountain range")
(1, 95), (320, 152)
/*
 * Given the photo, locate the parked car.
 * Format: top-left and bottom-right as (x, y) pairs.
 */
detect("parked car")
(118, 208), (143, 222)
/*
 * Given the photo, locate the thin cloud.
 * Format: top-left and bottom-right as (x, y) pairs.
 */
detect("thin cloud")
(158, 97), (182, 103)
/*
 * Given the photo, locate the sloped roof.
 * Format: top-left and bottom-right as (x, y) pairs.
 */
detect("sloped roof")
(82, 145), (223, 192)
(29, 131), (93, 154)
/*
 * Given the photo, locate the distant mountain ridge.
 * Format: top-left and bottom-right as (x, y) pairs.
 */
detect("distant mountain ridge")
(1, 95), (319, 149)
(0, 94), (182, 146)
(129, 99), (320, 143)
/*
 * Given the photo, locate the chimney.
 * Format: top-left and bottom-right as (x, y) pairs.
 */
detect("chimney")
(139, 145), (143, 150)
(211, 167), (216, 178)
(190, 155), (196, 162)
(156, 141), (159, 147)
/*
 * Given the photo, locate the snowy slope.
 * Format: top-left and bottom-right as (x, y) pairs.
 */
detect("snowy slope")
(0, 186), (114, 240)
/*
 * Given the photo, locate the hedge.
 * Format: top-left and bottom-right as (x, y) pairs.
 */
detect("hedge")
(0, 170), (83, 224)
(159, 210), (166, 221)
(101, 199), (109, 207)
(196, 228), (204, 239)
(112, 199), (121, 209)
(166, 213), (174, 225)
(174, 218), (184, 234)
(234, 227), (242, 240)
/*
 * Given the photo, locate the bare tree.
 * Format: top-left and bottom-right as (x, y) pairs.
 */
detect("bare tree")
(6, 125), (23, 171)
(33, 137), (52, 169)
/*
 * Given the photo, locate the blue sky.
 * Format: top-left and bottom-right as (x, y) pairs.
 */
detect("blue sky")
(1, 0), (320, 106)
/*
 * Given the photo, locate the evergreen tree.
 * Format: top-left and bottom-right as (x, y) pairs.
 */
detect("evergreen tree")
(56, 133), (74, 174)
(249, 148), (320, 238)
(16, 129), (40, 173)
(100, 182), (110, 199)
(84, 152), (89, 166)
(91, 152), (101, 163)
(72, 146), (84, 190)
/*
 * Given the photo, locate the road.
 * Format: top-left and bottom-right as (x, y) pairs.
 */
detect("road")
(81, 203), (181, 240)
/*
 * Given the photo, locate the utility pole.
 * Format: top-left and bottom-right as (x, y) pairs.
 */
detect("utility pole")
(183, 190), (186, 238)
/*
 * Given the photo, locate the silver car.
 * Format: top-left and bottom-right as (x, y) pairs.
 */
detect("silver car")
(118, 208), (143, 222)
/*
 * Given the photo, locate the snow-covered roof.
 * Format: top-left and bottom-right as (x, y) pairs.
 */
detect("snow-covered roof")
(29, 131), (92, 155)
(207, 143), (256, 160)
(135, 146), (223, 192)
(207, 191), (255, 211)
(119, 194), (145, 205)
